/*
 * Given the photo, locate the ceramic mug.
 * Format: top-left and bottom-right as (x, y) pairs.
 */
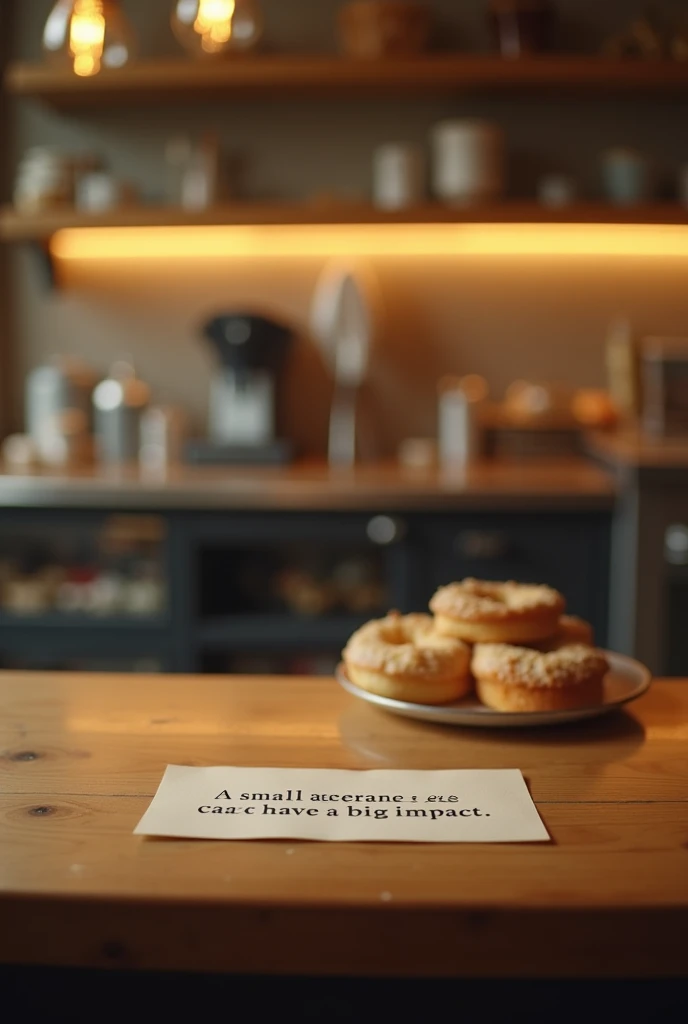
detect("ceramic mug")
(602, 148), (650, 206)
(373, 143), (424, 210)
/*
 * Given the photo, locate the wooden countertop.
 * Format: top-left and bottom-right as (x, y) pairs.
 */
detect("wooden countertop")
(0, 457), (616, 511)
(587, 429), (688, 470)
(1, 672), (686, 978)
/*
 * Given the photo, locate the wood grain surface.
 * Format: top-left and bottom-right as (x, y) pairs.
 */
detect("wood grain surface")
(588, 429), (688, 469)
(1, 672), (687, 978)
(3, 203), (688, 242)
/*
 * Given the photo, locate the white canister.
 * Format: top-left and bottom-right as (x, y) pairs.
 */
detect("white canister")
(139, 406), (186, 471)
(373, 143), (424, 211)
(75, 172), (122, 213)
(438, 376), (487, 467)
(432, 121), (505, 205)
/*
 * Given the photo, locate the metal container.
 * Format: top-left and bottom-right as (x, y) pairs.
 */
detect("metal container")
(26, 356), (96, 465)
(93, 362), (150, 464)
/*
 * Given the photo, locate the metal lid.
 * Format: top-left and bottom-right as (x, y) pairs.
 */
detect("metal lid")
(93, 362), (150, 411)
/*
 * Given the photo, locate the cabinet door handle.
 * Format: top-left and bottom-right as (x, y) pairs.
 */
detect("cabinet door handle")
(367, 515), (407, 546)
(454, 530), (510, 560)
(665, 524), (688, 565)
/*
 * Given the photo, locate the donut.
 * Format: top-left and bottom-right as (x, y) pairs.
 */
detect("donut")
(430, 578), (565, 644)
(343, 612), (471, 705)
(472, 643), (609, 712)
(533, 615), (594, 652)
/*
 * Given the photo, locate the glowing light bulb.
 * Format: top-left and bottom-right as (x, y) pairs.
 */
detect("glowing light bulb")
(70, 0), (106, 77)
(43, 0), (136, 78)
(195, 0), (235, 52)
(172, 0), (263, 57)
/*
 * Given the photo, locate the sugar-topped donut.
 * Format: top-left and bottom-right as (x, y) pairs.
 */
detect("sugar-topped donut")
(472, 643), (609, 712)
(430, 578), (565, 644)
(343, 612), (471, 705)
(533, 615), (594, 652)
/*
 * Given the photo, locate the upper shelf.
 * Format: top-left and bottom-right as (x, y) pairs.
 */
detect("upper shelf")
(6, 56), (688, 107)
(2, 202), (688, 244)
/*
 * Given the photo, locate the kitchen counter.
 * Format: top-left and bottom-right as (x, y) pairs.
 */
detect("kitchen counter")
(588, 429), (688, 470)
(1, 671), (686, 978)
(0, 456), (616, 510)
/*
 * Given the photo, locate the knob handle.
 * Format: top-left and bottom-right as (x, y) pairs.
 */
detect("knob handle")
(367, 515), (406, 546)
(665, 524), (688, 566)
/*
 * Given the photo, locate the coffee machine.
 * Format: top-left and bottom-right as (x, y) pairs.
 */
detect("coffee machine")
(186, 312), (294, 464)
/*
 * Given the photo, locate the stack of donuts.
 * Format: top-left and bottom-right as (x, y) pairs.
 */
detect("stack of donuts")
(342, 578), (609, 712)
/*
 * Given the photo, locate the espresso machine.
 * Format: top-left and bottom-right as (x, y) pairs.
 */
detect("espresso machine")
(186, 312), (294, 464)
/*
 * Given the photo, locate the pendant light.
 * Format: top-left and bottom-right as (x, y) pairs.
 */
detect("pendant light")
(43, 0), (136, 78)
(171, 0), (264, 57)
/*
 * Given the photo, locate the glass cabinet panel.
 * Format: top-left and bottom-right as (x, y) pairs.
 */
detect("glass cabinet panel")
(0, 514), (167, 620)
(199, 542), (388, 619)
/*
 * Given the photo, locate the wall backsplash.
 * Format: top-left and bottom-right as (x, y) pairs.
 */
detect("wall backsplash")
(8, 1), (688, 456)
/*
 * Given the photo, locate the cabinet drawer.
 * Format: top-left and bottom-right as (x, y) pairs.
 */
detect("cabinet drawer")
(419, 512), (610, 641)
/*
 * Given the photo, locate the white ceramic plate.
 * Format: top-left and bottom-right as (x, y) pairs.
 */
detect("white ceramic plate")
(336, 651), (651, 729)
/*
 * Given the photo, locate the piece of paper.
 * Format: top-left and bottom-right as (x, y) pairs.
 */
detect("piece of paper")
(134, 767), (549, 843)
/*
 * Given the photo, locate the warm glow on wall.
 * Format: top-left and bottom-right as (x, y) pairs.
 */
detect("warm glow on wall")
(49, 223), (688, 262)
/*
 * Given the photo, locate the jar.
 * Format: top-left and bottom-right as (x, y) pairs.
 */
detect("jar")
(432, 121), (505, 205)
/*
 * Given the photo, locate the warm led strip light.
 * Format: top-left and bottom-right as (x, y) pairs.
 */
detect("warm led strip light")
(49, 223), (688, 261)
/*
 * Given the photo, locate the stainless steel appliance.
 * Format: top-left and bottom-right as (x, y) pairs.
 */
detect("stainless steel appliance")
(186, 312), (293, 465)
(310, 260), (381, 467)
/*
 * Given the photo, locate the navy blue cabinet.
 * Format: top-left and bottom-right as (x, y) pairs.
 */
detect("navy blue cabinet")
(0, 508), (610, 674)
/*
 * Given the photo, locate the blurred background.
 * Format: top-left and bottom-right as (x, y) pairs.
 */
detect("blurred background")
(0, 0), (687, 679)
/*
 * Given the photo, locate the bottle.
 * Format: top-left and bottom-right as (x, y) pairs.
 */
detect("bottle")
(438, 375), (488, 466)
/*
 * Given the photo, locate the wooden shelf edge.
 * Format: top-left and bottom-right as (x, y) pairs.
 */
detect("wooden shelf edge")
(0, 612), (167, 629)
(6, 55), (688, 105)
(2, 202), (688, 242)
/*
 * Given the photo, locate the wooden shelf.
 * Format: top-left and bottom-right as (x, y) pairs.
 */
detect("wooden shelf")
(0, 612), (166, 629)
(2, 202), (688, 243)
(6, 56), (688, 107)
